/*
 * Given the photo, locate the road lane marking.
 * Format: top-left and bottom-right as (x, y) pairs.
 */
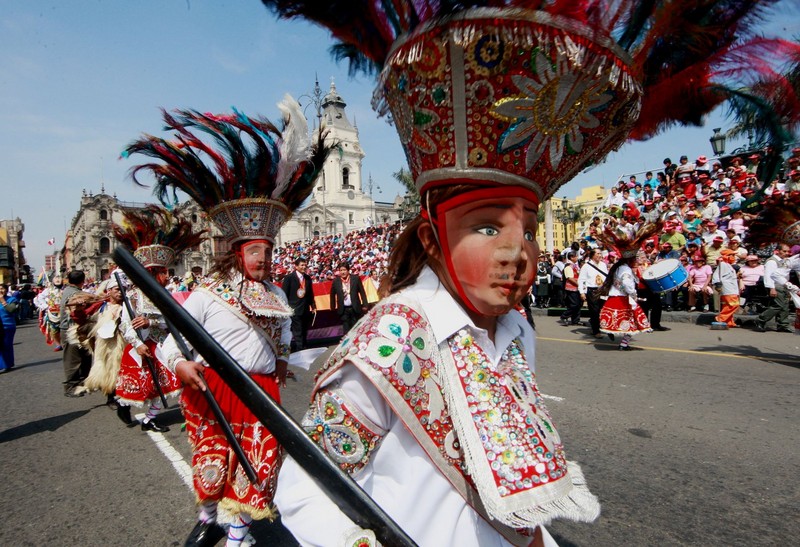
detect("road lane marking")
(537, 336), (799, 364)
(136, 413), (194, 491)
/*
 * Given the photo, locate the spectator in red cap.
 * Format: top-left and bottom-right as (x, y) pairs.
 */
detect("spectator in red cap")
(714, 169), (730, 189)
(659, 223), (686, 252)
(700, 194), (720, 221)
(701, 220), (726, 245)
(641, 200), (660, 223)
(746, 153), (760, 175)
(706, 236), (725, 266)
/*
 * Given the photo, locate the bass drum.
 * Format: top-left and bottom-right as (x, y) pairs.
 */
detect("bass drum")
(642, 258), (688, 293)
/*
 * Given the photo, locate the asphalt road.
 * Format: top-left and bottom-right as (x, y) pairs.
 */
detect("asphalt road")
(0, 316), (797, 546)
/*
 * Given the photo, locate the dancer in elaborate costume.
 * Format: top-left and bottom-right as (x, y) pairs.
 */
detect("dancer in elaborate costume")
(258, 1), (800, 545)
(596, 224), (661, 350)
(113, 206), (206, 432)
(125, 97), (329, 546)
(35, 275), (63, 349)
(74, 275), (135, 422)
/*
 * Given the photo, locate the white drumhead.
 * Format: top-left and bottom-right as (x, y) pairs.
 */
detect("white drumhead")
(643, 258), (680, 279)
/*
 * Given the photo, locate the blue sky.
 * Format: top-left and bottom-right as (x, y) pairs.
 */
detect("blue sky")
(2, 1), (798, 270)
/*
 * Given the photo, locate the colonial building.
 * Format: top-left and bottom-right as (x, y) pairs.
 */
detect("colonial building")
(278, 80), (401, 244)
(537, 185), (607, 252)
(64, 188), (215, 282)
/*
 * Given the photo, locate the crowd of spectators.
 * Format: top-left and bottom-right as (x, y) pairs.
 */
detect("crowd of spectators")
(532, 147), (800, 332)
(266, 147), (800, 332)
(272, 223), (402, 283)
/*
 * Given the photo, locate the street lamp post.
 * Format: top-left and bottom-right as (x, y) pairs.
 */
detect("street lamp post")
(367, 174), (381, 226)
(299, 76), (327, 236)
(554, 198), (574, 248)
(709, 127), (727, 157)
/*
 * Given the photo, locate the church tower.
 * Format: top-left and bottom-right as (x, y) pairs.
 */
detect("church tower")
(279, 79), (385, 243)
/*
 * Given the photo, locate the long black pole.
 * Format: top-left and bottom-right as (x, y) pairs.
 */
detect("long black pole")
(115, 272), (170, 409)
(163, 318), (259, 485)
(113, 246), (416, 547)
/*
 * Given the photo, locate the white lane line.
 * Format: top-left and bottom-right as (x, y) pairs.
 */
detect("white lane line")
(135, 413), (194, 491)
(541, 394), (564, 402)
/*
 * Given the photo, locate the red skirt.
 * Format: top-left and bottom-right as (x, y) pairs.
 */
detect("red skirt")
(181, 368), (282, 521)
(600, 296), (652, 335)
(116, 340), (181, 406)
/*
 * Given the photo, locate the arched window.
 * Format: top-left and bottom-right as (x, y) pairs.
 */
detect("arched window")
(99, 237), (110, 254)
(191, 214), (198, 223)
(342, 167), (350, 189)
(99, 210), (108, 220)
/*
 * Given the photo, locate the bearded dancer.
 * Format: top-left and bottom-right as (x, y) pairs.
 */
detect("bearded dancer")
(125, 96), (329, 547)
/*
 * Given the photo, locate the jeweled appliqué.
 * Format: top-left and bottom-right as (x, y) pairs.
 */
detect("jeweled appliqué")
(365, 314), (431, 386)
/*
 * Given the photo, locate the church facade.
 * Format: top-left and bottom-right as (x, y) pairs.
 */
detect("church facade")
(278, 81), (401, 245)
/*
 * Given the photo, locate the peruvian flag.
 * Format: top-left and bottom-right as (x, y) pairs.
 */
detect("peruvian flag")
(47, 238), (56, 246)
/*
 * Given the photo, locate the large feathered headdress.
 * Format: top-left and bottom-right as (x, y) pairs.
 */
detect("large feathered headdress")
(262, 1), (800, 206)
(595, 220), (664, 258)
(123, 95), (330, 245)
(113, 205), (207, 269)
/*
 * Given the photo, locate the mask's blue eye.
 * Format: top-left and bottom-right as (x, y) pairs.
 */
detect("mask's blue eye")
(477, 226), (499, 236)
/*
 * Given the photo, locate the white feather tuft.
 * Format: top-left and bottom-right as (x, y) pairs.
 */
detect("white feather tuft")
(273, 93), (311, 199)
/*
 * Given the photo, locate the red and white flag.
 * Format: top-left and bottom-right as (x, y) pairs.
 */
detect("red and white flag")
(47, 238), (55, 246)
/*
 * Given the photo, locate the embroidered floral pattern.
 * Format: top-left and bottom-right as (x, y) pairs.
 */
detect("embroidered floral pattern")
(303, 389), (383, 474)
(239, 209), (262, 231)
(319, 302), (461, 468)
(342, 528), (377, 547)
(201, 277), (291, 357)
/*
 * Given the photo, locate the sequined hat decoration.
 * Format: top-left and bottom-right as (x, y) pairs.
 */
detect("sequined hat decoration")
(133, 245), (176, 269)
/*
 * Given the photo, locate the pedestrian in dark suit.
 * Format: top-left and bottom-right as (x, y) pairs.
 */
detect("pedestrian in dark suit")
(282, 258), (316, 351)
(330, 261), (368, 334)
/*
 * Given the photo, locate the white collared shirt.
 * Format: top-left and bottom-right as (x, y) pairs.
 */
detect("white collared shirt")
(276, 267), (552, 547)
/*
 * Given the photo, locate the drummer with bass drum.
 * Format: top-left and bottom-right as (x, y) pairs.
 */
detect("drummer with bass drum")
(651, 242), (682, 312)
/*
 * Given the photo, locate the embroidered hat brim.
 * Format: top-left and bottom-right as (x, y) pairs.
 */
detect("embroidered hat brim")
(133, 244), (177, 269)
